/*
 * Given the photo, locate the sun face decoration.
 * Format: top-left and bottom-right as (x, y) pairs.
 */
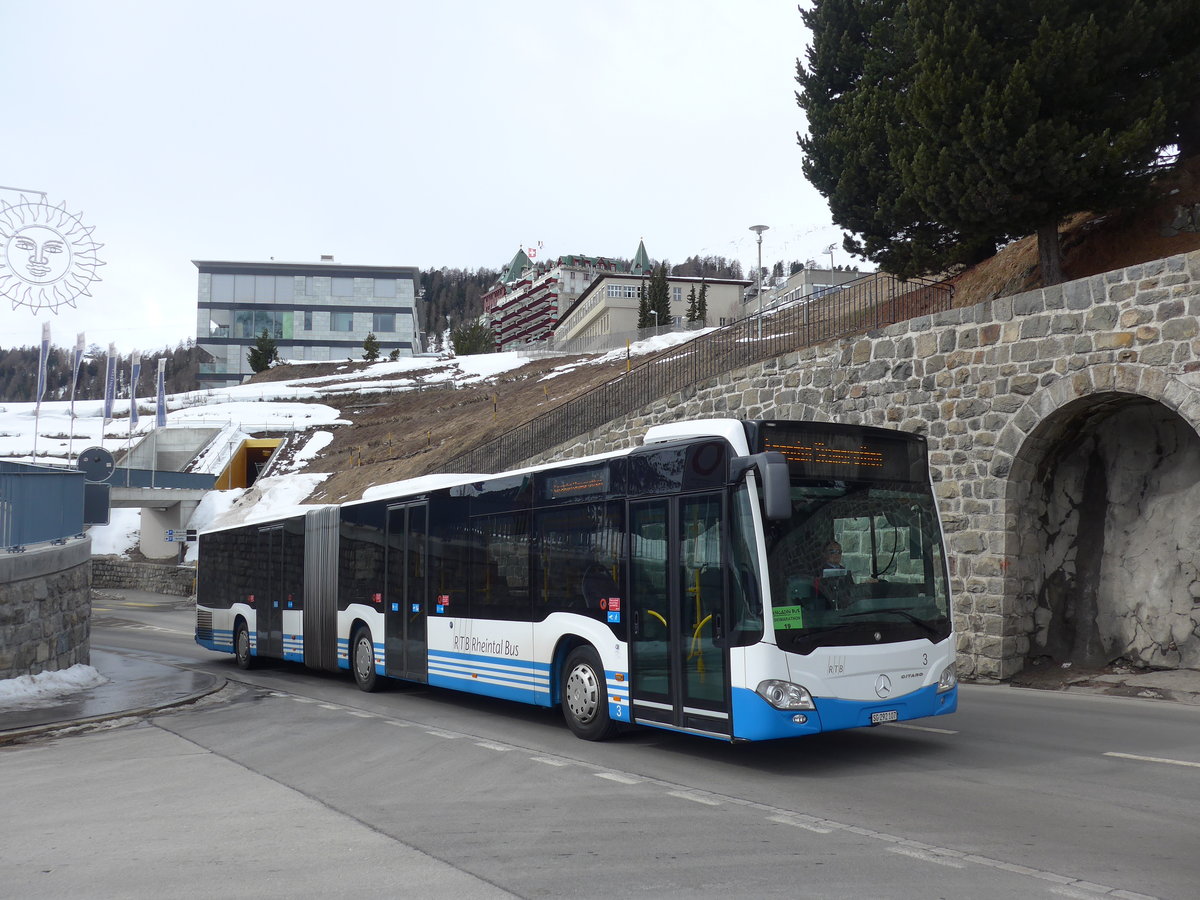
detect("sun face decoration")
(0, 195), (104, 314)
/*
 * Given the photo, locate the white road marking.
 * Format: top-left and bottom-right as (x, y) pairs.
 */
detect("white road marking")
(530, 757), (568, 767)
(888, 845), (966, 868)
(474, 741), (512, 752)
(767, 813), (833, 834)
(595, 772), (641, 784)
(424, 729), (460, 739)
(667, 789), (721, 806)
(1104, 751), (1200, 769)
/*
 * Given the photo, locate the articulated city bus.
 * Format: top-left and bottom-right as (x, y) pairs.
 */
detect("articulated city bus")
(195, 418), (957, 741)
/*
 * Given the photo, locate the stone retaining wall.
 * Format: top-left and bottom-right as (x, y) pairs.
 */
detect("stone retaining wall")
(0, 537), (91, 679)
(91, 557), (196, 597)
(526, 250), (1200, 682)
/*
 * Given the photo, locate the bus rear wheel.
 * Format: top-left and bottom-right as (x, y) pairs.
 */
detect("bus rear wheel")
(352, 627), (378, 692)
(234, 621), (254, 670)
(562, 646), (619, 741)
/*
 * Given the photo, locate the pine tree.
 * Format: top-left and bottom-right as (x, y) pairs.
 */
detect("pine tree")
(247, 329), (279, 373)
(893, 0), (1200, 285)
(450, 318), (496, 355)
(696, 281), (709, 326)
(646, 263), (671, 331)
(636, 278), (652, 330)
(685, 285), (698, 323)
(362, 331), (381, 361)
(797, 0), (1200, 284)
(797, 0), (963, 278)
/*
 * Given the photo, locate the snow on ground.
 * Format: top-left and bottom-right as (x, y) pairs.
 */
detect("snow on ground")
(0, 664), (108, 709)
(88, 508), (142, 557)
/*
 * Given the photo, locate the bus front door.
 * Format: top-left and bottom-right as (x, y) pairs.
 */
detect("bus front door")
(385, 503), (429, 682)
(629, 494), (730, 737)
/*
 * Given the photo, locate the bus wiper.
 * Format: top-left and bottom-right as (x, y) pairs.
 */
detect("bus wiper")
(777, 622), (873, 651)
(840, 608), (943, 638)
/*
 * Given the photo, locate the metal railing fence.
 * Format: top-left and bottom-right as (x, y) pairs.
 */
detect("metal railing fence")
(446, 272), (951, 475)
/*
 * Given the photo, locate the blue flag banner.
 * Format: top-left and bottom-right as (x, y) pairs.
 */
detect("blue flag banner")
(156, 357), (167, 428)
(130, 351), (141, 427)
(103, 343), (117, 424)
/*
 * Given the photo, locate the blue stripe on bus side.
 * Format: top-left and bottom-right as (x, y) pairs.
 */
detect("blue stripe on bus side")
(195, 629), (234, 654)
(427, 650), (552, 705)
(605, 672), (629, 702)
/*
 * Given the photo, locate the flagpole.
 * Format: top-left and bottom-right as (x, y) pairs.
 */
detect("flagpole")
(126, 351), (140, 483)
(68, 333), (84, 465)
(153, 357), (167, 489)
(102, 343), (117, 453)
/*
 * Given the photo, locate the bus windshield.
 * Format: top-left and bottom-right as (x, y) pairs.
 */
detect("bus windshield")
(763, 481), (951, 653)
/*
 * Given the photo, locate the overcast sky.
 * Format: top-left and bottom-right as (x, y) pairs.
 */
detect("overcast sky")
(0, 0), (851, 354)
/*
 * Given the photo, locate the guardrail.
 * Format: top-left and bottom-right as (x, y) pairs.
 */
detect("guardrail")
(447, 272), (951, 474)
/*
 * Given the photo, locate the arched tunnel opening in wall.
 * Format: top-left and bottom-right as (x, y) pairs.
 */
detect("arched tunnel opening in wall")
(1011, 393), (1200, 673)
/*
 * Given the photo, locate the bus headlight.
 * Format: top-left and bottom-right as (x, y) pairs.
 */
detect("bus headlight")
(937, 663), (957, 693)
(756, 680), (815, 710)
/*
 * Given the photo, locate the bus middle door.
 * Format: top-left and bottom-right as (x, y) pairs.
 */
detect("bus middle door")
(385, 502), (429, 681)
(628, 493), (730, 738)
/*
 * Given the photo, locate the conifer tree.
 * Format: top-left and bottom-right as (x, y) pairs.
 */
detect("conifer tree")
(696, 280), (709, 326)
(646, 263), (672, 330)
(636, 278), (652, 330)
(362, 332), (381, 361)
(247, 329), (279, 373)
(450, 318), (496, 355)
(685, 285), (698, 323)
(797, 0), (1200, 284)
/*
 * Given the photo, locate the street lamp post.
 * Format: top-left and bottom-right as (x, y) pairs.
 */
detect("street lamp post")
(749, 225), (769, 339)
(649, 309), (659, 338)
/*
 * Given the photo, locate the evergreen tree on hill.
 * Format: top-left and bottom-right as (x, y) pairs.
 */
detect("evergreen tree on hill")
(362, 332), (381, 361)
(248, 329), (279, 373)
(647, 263), (671, 330)
(636, 278), (652, 330)
(797, 0), (1200, 285)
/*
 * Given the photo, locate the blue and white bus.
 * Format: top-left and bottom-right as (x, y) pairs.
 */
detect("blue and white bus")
(195, 418), (957, 741)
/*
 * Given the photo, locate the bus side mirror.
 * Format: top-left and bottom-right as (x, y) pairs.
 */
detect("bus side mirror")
(731, 452), (791, 521)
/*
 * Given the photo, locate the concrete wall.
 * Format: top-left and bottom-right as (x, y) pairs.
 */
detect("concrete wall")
(523, 250), (1200, 682)
(0, 537), (91, 679)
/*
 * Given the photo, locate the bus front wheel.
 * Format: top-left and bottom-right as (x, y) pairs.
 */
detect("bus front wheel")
(352, 627), (378, 692)
(562, 646), (619, 741)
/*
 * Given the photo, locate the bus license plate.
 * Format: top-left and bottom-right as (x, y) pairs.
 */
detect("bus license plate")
(871, 710), (898, 724)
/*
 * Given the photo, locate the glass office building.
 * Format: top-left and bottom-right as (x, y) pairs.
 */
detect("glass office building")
(194, 259), (422, 388)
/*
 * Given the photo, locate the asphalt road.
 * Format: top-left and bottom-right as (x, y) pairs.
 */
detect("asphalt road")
(3, 593), (1198, 899)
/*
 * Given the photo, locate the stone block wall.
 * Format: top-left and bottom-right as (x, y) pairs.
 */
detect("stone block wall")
(522, 250), (1200, 683)
(0, 537), (91, 679)
(91, 557), (197, 597)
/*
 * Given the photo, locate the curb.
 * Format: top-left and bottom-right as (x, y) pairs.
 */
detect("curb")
(0, 676), (228, 747)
